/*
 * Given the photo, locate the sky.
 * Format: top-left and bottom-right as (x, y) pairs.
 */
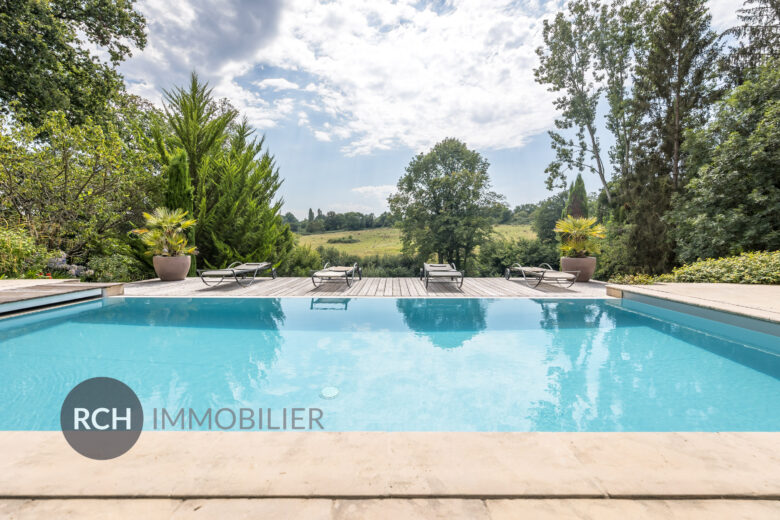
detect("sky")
(120, 0), (742, 219)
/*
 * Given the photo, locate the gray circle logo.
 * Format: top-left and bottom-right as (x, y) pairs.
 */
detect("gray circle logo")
(60, 377), (143, 460)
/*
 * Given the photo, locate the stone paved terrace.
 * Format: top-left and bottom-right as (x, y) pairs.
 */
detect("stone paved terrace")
(124, 276), (609, 298)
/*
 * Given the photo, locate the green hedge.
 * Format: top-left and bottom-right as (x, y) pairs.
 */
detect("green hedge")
(609, 251), (780, 285)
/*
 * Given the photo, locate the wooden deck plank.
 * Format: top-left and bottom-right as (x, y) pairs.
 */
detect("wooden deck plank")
(125, 277), (608, 299)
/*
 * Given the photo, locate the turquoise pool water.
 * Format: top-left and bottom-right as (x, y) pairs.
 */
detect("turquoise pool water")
(1, 297), (778, 431)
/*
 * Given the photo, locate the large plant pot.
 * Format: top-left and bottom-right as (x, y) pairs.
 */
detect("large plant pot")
(560, 256), (596, 282)
(153, 255), (191, 281)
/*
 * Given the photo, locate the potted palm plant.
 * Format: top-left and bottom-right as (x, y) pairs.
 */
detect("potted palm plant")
(554, 216), (606, 282)
(133, 208), (197, 281)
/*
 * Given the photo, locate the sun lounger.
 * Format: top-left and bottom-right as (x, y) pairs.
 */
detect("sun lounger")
(504, 263), (578, 288)
(420, 262), (464, 289)
(311, 262), (362, 288)
(198, 262), (276, 287)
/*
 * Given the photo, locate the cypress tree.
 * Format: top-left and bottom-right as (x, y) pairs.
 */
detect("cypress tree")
(563, 174), (588, 218)
(164, 149), (193, 215)
(164, 148), (196, 274)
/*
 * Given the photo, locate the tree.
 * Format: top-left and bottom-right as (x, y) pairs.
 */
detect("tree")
(535, 0), (611, 203)
(160, 72), (237, 203)
(596, 0), (653, 184)
(0, 110), (160, 262)
(724, 0), (780, 84)
(563, 174), (589, 218)
(667, 60), (780, 262)
(283, 212), (300, 232)
(195, 120), (293, 267)
(388, 138), (503, 271)
(164, 148), (195, 274)
(532, 191), (568, 242)
(0, 0), (146, 126)
(164, 149), (193, 215)
(635, 0), (721, 190)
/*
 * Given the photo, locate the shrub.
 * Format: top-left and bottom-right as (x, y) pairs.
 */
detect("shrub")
(0, 222), (49, 277)
(607, 273), (657, 285)
(608, 251), (780, 284)
(315, 246), (418, 277)
(666, 251), (780, 284)
(326, 235), (359, 244)
(277, 245), (321, 276)
(85, 240), (152, 282)
(476, 238), (559, 276)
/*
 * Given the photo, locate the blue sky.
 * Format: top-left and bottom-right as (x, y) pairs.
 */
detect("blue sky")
(120, 0), (740, 219)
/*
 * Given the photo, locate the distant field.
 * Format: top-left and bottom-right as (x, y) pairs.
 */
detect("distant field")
(296, 224), (535, 257)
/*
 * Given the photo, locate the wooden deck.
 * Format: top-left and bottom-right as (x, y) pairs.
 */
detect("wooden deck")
(124, 276), (609, 298)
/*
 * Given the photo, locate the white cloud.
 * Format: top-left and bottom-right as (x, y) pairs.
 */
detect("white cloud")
(123, 1), (740, 157)
(254, 78), (301, 91)
(123, 0), (560, 154)
(708, 0), (740, 32)
(254, 0), (561, 155)
(352, 184), (396, 199)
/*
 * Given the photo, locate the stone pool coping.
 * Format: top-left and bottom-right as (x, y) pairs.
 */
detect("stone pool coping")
(1, 432), (778, 499)
(606, 283), (780, 324)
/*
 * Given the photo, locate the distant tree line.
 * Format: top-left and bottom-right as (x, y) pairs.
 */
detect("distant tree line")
(284, 210), (398, 234)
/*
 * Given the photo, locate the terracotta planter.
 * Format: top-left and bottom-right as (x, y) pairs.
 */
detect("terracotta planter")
(560, 256), (596, 282)
(153, 255), (191, 281)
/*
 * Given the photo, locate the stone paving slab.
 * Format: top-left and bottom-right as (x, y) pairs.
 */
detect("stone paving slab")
(1, 432), (778, 499)
(607, 283), (780, 323)
(0, 499), (778, 519)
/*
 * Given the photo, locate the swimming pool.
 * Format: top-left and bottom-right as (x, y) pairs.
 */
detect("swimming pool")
(1, 297), (778, 431)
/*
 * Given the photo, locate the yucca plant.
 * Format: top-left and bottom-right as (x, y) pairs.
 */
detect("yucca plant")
(132, 208), (197, 257)
(554, 216), (606, 258)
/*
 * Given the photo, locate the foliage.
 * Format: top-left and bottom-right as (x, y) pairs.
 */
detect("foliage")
(723, 0), (780, 84)
(276, 245), (322, 277)
(634, 0), (721, 191)
(596, 0), (651, 183)
(0, 110), (162, 264)
(0, 221), (49, 277)
(532, 191), (568, 242)
(534, 0), (611, 202)
(667, 61), (780, 263)
(165, 149), (193, 215)
(554, 216), (606, 257)
(194, 121), (294, 268)
(388, 138), (503, 272)
(0, 0), (146, 126)
(315, 247), (418, 277)
(562, 174), (589, 218)
(85, 240), (151, 282)
(132, 208), (197, 257)
(476, 238), (559, 276)
(609, 251), (780, 284)
(159, 72), (236, 203)
(607, 273), (657, 285)
(156, 74), (293, 270)
(327, 235), (359, 244)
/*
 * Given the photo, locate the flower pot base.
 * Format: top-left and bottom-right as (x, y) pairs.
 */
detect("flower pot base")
(153, 255), (191, 281)
(560, 256), (596, 282)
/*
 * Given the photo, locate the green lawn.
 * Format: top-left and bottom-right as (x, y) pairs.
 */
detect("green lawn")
(296, 224), (535, 257)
